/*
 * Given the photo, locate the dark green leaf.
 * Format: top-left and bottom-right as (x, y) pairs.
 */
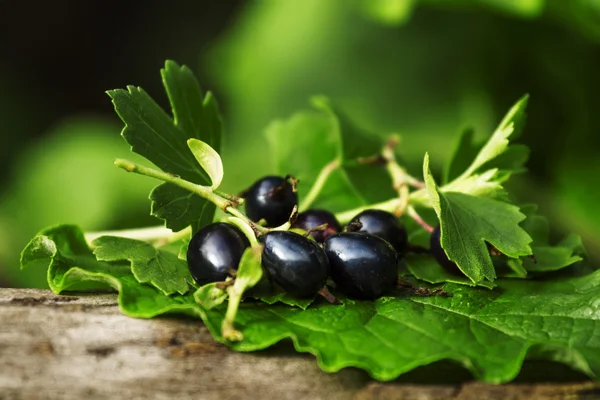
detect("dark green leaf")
(424, 153), (533, 284)
(406, 253), (496, 289)
(23, 224), (600, 383)
(107, 60), (222, 232)
(150, 184), (213, 234)
(519, 205), (585, 273)
(253, 291), (315, 310)
(202, 272), (600, 382)
(92, 236), (193, 296)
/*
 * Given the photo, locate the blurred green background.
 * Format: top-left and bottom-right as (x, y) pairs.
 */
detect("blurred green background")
(1, 0), (599, 288)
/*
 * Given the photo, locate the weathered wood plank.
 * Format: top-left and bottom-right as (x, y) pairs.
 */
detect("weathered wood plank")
(0, 288), (598, 400)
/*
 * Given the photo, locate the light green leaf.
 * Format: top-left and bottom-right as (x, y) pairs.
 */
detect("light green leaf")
(187, 139), (223, 190)
(265, 110), (365, 212)
(234, 246), (264, 290)
(266, 98), (394, 212)
(442, 168), (506, 199)
(21, 225), (116, 293)
(443, 128), (481, 184)
(93, 235), (193, 295)
(504, 258), (529, 278)
(455, 95), (528, 182)
(194, 283), (228, 309)
(424, 153), (532, 284)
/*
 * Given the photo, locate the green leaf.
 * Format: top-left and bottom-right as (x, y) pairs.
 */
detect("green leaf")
(456, 94), (528, 181)
(203, 272), (600, 382)
(265, 110), (365, 212)
(234, 246), (264, 289)
(21, 225), (114, 293)
(442, 169), (507, 199)
(424, 153), (532, 284)
(443, 128), (481, 184)
(524, 245), (583, 273)
(108, 60), (222, 232)
(194, 283), (228, 309)
(149, 184), (212, 234)
(406, 253), (496, 289)
(504, 258), (529, 278)
(22, 224), (600, 383)
(266, 98), (394, 212)
(313, 96), (395, 205)
(253, 290), (315, 310)
(92, 236), (193, 296)
(187, 139), (223, 190)
(518, 206), (585, 273)
(21, 225), (202, 318)
(441, 96), (529, 199)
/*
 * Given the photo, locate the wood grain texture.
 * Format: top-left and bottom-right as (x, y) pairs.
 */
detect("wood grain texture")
(0, 288), (598, 400)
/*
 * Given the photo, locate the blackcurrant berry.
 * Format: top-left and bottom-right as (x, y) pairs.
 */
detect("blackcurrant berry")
(291, 209), (341, 243)
(347, 209), (407, 254)
(187, 223), (250, 285)
(324, 232), (398, 300)
(430, 225), (461, 275)
(243, 176), (298, 227)
(261, 231), (329, 298)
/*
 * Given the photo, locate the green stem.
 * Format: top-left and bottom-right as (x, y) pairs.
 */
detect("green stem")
(335, 198), (400, 224)
(215, 190), (244, 205)
(115, 158), (268, 234)
(222, 285), (244, 341)
(115, 159), (229, 209)
(84, 226), (190, 247)
(407, 205), (434, 233)
(299, 159), (341, 211)
(381, 137), (424, 189)
(226, 207), (268, 234)
(221, 245), (264, 341)
(227, 217), (260, 246)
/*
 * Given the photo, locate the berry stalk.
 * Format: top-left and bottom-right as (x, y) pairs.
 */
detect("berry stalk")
(299, 159), (341, 211)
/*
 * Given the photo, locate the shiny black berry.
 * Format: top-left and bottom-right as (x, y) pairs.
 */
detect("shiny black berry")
(243, 176), (298, 227)
(261, 231), (329, 298)
(430, 225), (461, 275)
(347, 209), (407, 254)
(324, 232), (398, 300)
(291, 209), (341, 243)
(186, 223), (250, 285)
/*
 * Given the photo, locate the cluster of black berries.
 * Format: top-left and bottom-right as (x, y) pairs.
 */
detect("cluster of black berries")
(187, 175), (455, 300)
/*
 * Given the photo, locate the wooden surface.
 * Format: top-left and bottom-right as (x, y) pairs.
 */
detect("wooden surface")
(1, 288), (599, 400)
